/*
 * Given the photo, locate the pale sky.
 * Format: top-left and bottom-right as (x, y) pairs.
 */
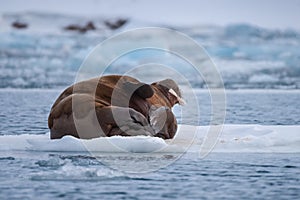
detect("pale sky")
(1, 0), (300, 30)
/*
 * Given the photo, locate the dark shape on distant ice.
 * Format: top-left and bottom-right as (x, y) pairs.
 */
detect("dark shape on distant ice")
(12, 21), (28, 29)
(64, 21), (96, 33)
(104, 19), (127, 30)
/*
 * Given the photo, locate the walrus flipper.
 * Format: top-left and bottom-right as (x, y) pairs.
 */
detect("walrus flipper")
(95, 106), (155, 137)
(149, 106), (177, 139)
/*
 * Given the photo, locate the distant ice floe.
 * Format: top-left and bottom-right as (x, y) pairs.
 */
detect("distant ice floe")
(0, 125), (299, 153)
(0, 12), (300, 89)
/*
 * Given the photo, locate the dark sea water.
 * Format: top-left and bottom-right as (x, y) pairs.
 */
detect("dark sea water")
(1, 12), (300, 199)
(0, 152), (299, 199)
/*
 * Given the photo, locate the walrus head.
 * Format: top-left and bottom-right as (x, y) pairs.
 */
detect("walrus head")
(153, 79), (186, 106)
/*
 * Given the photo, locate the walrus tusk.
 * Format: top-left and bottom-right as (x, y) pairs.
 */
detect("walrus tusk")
(168, 88), (186, 106)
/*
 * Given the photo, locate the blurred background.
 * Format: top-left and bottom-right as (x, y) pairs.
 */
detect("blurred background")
(1, 0), (300, 89)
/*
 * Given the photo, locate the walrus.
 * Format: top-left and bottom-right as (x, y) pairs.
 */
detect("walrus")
(48, 75), (185, 140)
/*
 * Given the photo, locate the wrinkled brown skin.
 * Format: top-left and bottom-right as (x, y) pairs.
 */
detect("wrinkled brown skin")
(48, 75), (181, 140)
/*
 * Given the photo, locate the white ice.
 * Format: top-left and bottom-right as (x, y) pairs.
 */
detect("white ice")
(0, 124), (299, 153)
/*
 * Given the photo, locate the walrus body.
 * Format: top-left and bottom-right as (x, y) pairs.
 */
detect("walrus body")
(48, 75), (183, 140)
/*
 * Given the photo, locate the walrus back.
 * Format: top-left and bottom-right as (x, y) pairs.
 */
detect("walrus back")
(48, 75), (155, 139)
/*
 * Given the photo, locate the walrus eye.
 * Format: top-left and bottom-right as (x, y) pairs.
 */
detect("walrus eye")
(168, 89), (186, 106)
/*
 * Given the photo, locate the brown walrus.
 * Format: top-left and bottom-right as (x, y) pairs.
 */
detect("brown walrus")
(48, 75), (185, 140)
